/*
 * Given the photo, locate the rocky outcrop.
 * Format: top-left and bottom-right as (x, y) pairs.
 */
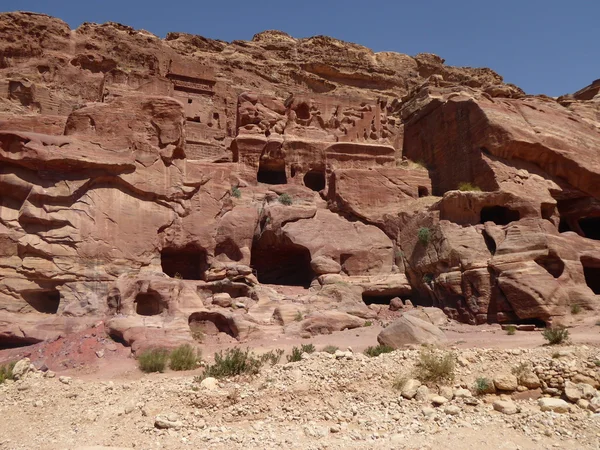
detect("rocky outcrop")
(0, 11), (599, 350)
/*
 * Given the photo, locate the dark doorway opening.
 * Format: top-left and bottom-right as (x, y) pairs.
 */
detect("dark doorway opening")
(161, 245), (207, 280)
(135, 291), (166, 316)
(189, 311), (236, 338)
(362, 294), (403, 305)
(579, 217), (600, 240)
(535, 254), (565, 278)
(418, 186), (429, 197)
(22, 289), (60, 314)
(295, 102), (311, 120)
(251, 233), (314, 286)
(582, 265), (600, 294)
(480, 206), (520, 225)
(257, 160), (287, 185)
(558, 217), (572, 233)
(303, 169), (326, 191)
(513, 318), (547, 328)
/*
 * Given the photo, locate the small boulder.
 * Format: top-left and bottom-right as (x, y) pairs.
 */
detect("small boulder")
(389, 297), (404, 312)
(212, 293), (232, 308)
(493, 399), (519, 415)
(155, 412), (183, 429)
(538, 398), (570, 413)
(494, 374), (518, 392)
(415, 385), (430, 402)
(377, 315), (447, 349)
(564, 381), (583, 402)
(518, 372), (541, 389)
(200, 377), (219, 391)
(11, 358), (32, 380)
(401, 379), (421, 399)
(444, 405), (461, 416)
(310, 256), (341, 275)
(431, 395), (448, 406)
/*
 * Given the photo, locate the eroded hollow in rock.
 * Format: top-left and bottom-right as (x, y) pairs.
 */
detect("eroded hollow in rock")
(480, 206), (521, 225)
(188, 311), (235, 337)
(535, 253), (565, 278)
(135, 291), (166, 316)
(582, 264), (600, 294)
(578, 217), (600, 240)
(303, 169), (326, 191)
(362, 293), (413, 305)
(251, 234), (314, 286)
(161, 245), (207, 280)
(22, 289), (60, 314)
(257, 160), (287, 185)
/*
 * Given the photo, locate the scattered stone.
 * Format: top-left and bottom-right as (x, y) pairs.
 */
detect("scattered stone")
(494, 374), (518, 392)
(431, 396), (448, 406)
(538, 398), (571, 413)
(200, 377), (219, 391)
(493, 399), (519, 415)
(155, 413), (183, 429)
(400, 379), (421, 399)
(59, 376), (72, 385)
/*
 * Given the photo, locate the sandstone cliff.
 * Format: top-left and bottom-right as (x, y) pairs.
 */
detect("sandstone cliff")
(0, 12), (599, 350)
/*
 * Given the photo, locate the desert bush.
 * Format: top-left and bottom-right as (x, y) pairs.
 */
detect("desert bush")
(542, 327), (569, 345)
(364, 320), (373, 327)
(511, 361), (530, 378)
(294, 311), (303, 322)
(138, 348), (169, 373)
(392, 375), (408, 391)
(414, 349), (456, 384)
(418, 227), (431, 246)
(571, 304), (582, 315)
(287, 347), (303, 363)
(259, 349), (284, 366)
(364, 344), (395, 358)
(200, 348), (263, 379)
(505, 325), (516, 335)
(474, 376), (493, 395)
(322, 345), (339, 354)
(301, 343), (316, 354)
(0, 362), (15, 384)
(169, 344), (200, 371)
(231, 186), (241, 199)
(278, 193), (293, 206)
(457, 182), (482, 192)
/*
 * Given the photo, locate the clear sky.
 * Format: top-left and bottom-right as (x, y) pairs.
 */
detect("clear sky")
(2, 0), (598, 96)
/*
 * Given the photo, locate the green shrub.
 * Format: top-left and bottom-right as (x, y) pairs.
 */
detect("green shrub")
(414, 349), (456, 384)
(138, 348), (169, 373)
(301, 343), (316, 354)
(200, 348), (263, 379)
(0, 362), (15, 384)
(231, 186), (241, 199)
(287, 347), (303, 363)
(505, 325), (516, 336)
(259, 349), (284, 366)
(364, 320), (373, 327)
(474, 377), (493, 395)
(322, 345), (339, 354)
(542, 327), (569, 345)
(169, 344), (200, 371)
(418, 227), (431, 246)
(364, 344), (395, 358)
(570, 304), (582, 315)
(294, 311), (303, 322)
(278, 193), (293, 206)
(457, 182), (482, 192)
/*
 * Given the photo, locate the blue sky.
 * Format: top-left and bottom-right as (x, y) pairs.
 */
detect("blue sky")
(2, 0), (598, 96)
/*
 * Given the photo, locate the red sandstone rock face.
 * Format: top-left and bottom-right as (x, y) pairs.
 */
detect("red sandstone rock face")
(0, 12), (599, 349)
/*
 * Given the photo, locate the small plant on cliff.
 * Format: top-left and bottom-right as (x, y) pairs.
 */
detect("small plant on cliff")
(278, 193), (293, 206)
(505, 325), (517, 336)
(169, 344), (200, 371)
(364, 320), (373, 327)
(457, 182), (482, 192)
(259, 349), (284, 366)
(418, 227), (431, 246)
(414, 348), (456, 384)
(138, 348), (169, 373)
(199, 348), (263, 379)
(570, 304), (582, 315)
(542, 327), (570, 345)
(231, 186), (241, 199)
(0, 362), (15, 384)
(364, 344), (394, 358)
(474, 376), (493, 395)
(294, 311), (303, 322)
(287, 347), (303, 363)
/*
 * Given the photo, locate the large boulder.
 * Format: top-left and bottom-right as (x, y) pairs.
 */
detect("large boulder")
(377, 315), (447, 349)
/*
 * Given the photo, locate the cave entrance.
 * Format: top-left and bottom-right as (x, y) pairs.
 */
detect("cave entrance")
(303, 169), (326, 192)
(135, 291), (166, 316)
(251, 234), (314, 286)
(188, 311), (236, 338)
(161, 245), (207, 280)
(257, 160), (287, 185)
(22, 289), (60, 314)
(582, 264), (600, 295)
(480, 206), (520, 225)
(361, 293), (407, 305)
(578, 217), (600, 240)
